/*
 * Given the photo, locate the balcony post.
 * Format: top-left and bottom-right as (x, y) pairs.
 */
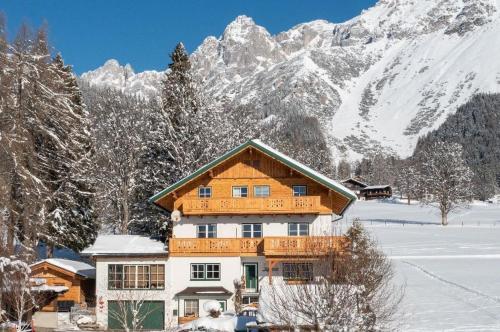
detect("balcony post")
(268, 260), (277, 285)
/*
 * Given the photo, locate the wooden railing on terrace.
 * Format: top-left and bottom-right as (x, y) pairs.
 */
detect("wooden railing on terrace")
(181, 196), (322, 215)
(263, 236), (348, 256)
(169, 238), (264, 257)
(168, 236), (348, 257)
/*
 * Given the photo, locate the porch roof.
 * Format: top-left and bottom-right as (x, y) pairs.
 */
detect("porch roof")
(175, 286), (233, 297)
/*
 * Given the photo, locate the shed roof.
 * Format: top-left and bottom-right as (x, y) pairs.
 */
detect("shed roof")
(81, 235), (167, 257)
(362, 185), (391, 190)
(175, 286), (233, 297)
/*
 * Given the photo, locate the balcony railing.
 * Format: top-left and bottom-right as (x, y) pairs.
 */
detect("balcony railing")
(263, 236), (348, 256)
(181, 196), (322, 215)
(168, 236), (347, 257)
(169, 238), (264, 257)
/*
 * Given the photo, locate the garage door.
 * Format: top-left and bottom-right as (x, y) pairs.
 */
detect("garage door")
(108, 301), (164, 330)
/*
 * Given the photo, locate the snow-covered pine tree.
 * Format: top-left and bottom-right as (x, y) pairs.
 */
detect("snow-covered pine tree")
(0, 22), (97, 258)
(418, 142), (473, 225)
(131, 43), (259, 237)
(41, 54), (97, 255)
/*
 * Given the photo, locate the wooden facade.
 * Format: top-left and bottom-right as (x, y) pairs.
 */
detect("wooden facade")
(360, 185), (392, 200)
(30, 261), (95, 312)
(155, 148), (351, 216)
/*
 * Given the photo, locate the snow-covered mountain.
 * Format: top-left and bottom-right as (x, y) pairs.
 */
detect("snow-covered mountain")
(81, 0), (500, 160)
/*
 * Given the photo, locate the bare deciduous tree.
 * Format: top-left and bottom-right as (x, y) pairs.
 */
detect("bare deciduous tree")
(107, 290), (162, 332)
(261, 222), (402, 331)
(418, 142), (473, 226)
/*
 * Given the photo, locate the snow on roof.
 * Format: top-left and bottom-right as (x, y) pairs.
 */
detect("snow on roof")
(31, 284), (69, 293)
(362, 185), (391, 190)
(341, 177), (368, 187)
(150, 139), (357, 215)
(81, 235), (167, 256)
(32, 258), (96, 279)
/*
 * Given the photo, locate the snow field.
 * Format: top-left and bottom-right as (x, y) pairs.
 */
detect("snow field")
(344, 201), (500, 331)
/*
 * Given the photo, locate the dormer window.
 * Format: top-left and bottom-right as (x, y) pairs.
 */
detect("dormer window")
(292, 185), (307, 197)
(198, 186), (212, 198)
(232, 186), (248, 198)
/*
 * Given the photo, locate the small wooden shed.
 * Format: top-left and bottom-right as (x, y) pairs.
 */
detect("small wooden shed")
(30, 258), (96, 312)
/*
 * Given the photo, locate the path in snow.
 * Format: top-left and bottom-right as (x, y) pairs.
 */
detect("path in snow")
(342, 201), (500, 331)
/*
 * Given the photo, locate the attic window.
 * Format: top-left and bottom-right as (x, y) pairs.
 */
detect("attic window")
(198, 186), (212, 198)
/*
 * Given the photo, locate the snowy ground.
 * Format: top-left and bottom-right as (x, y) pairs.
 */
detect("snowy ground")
(339, 200), (500, 331)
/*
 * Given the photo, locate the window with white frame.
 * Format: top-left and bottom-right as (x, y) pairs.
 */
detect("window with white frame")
(232, 186), (248, 198)
(191, 263), (220, 280)
(292, 185), (307, 196)
(184, 299), (199, 317)
(242, 223), (262, 238)
(191, 264), (205, 280)
(197, 224), (217, 238)
(253, 185), (270, 197)
(282, 263), (313, 281)
(206, 264), (221, 280)
(108, 264), (164, 290)
(198, 186), (212, 198)
(288, 222), (309, 236)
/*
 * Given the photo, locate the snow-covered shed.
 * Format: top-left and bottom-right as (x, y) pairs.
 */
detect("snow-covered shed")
(30, 258), (96, 312)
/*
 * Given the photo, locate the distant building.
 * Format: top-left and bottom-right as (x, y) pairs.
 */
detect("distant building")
(360, 185), (392, 200)
(341, 178), (368, 197)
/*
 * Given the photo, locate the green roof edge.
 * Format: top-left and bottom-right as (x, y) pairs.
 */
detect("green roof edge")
(148, 140), (357, 214)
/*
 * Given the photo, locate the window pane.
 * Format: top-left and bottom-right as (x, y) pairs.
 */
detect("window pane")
(293, 186), (307, 196)
(197, 225), (206, 238)
(253, 224), (262, 232)
(199, 187), (211, 198)
(185, 300), (199, 316)
(288, 223), (297, 236)
(206, 264), (220, 279)
(299, 223), (309, 236)
(207, 224), (217, 238)
(254, 185), (270, 197)
(124, 266), (137, 288)
(233, 186), (248, 198)
(191, 264), (205, 279)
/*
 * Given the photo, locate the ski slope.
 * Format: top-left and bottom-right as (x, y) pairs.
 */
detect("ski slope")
(343, 200), (500, 331)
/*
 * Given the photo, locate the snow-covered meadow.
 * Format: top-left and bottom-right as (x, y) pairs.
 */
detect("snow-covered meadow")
(343, 200), (500, 331)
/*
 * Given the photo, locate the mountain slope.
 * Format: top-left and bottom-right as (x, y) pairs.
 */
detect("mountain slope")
(81, 0), (500, 160)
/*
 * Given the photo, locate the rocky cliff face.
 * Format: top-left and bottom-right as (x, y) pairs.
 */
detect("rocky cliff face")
(81, 0), (500, 160)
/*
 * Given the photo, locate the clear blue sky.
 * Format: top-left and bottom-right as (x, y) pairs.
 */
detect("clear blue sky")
(2, 0), (377, 74)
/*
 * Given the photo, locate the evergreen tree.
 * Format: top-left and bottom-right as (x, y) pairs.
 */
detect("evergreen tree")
(0, 21), (97, 258)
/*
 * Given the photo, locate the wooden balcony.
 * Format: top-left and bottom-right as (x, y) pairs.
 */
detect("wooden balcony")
(181, 196), (322, 215)
(263, 236), (348, 257)
(169, 238), (264, 257)
(168, 236), (347, 257)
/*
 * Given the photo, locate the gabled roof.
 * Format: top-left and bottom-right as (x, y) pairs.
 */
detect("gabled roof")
(31, 258), (96, 279)
(149, 139), (357, 214)
(81, 235), (167, 257)
(341, 177), (368, 188)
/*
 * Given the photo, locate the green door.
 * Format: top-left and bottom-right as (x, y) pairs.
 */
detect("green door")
(244, 263), (258, 291)
(108, 301), (164, 330)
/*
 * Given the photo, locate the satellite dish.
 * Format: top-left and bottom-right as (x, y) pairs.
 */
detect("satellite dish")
(171, 210), (182, 222)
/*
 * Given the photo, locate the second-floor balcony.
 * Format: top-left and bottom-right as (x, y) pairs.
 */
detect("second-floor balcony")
(168, 236), (348, 257)
(181, 196), (323, 215)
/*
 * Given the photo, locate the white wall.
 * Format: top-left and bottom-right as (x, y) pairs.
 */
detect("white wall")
(173, 214), (336, 238)
(94, 256), (171, 329)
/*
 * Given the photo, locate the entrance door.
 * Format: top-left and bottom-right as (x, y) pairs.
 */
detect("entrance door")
(244, 263), (258, 291)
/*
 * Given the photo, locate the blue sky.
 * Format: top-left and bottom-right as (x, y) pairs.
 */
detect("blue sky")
(1, 0), (377, 74)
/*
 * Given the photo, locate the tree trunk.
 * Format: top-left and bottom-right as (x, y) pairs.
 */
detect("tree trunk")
(120, 181), (129, 234)
(46, 244), (54, 258)
(441, 213), (448, 226)
(407, 196), (411, 205)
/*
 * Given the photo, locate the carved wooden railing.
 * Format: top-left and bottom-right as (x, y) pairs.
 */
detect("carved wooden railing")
(263, 236), (348, 256)
(181, 196), (322, 215)
(169, 236), (347, 257)
(169, 238), (264, 257)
